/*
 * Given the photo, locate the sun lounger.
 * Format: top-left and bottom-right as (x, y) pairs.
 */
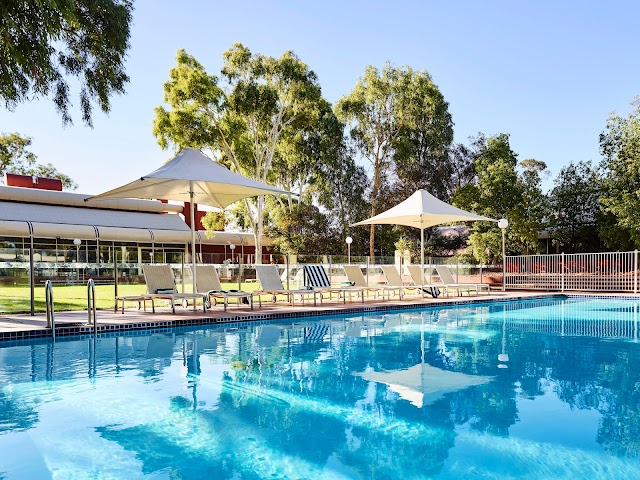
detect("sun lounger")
(434, 265), (490, 296)
(142, 264), (207, 313)
(303, 265), (364, 304)
(114, 294), (155, 314)
(406, 265), (456, 298)
(254, 265), (318, 306)
(343, 265), (402, 300)
(193, 265), (256, 311)
(380, 265), (424, 298)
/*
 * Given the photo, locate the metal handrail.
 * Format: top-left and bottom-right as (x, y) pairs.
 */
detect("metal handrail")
(87, 278), (97, 333)
(45, 280), (55, 340)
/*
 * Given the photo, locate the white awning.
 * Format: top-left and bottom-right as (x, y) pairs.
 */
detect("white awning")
(31, 223), (97, 240)
(150, 230), (192, 244)
(0, 220), (30, 237)
(0, 200), (191, 242)
(96, 226), (152, 243)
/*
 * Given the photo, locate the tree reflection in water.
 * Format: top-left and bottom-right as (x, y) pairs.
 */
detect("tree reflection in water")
(1, 297), (640, 477)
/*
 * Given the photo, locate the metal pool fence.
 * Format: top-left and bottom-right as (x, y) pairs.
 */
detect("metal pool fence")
(0, 250), (497, 315)
(505, 251), (639, 292)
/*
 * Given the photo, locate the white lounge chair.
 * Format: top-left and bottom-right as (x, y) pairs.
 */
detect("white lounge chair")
(434, 265), (490, 296)
(343, 265), (402, 300)
(303, 265), (364, 304)
(380, 265), (423, 298)
(406, 265), (457, 298)
(142, 264), (207, 312)
(255, 265), (318, 306)
(193, 265), (256, 311)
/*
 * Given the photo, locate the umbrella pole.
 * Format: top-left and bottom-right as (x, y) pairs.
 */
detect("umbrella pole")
(420, 227), (424, 287)
(190, 181), (197, 311)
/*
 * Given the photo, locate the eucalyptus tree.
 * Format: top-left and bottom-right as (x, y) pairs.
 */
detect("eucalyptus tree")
(452, 134), (545, 262)
(0, 132), (76, 189)
(153, 45), (326, 261)
(599, 102), (640, 248)
(335, 63), (453, 257)
(0, 0), (133, 126)
(548, 161), (602, 252)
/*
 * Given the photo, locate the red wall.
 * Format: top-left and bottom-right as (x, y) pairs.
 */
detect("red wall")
(5, 173), (63, 191)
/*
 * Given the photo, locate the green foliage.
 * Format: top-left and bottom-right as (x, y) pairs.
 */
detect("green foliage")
(0, 0), (133, 126)
(453, 134), (546, 262)
(335, 63), (453, 257)
(394, 236), (417, 257)
(267, 202), (335, 255)
(0, 132), (76, 189)
(548, 161), (602, 252)
(153, 45), (328, 260)
(599, 105), (640, 248)
(200, 212), (227, 238)
(306, 107), (369, 244)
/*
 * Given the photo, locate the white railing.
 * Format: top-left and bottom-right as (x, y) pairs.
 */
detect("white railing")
(505, 251), (639, 292)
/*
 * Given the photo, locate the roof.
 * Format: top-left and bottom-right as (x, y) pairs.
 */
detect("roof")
(0, 199), (268, 245)
(0, 201), (190, 242)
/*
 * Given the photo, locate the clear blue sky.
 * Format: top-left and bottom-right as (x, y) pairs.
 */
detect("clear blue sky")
(2, 0), (639, 193)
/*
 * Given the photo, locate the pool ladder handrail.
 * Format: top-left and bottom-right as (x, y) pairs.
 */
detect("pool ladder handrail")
(87, 278), (97, 333)
(45, 280), (55, 340)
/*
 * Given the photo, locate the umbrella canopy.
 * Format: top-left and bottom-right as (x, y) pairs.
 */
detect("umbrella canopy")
(356, 311), (492, 408)
(89, 148), (289, 209)
(352, 189), (496, 279)
(352, 189), (495, 229)
(88, 148), (292, 305)
(356, 363), (492, 408)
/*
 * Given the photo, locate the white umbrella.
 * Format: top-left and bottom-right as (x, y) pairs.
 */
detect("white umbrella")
(88, 148), (291, 302)
(352, 189), (496, 282)
(355, 312), (492, 407)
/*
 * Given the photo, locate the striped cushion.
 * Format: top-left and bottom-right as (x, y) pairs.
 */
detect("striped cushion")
(303, 265), (331, 288)
(423, 286), (441, 298)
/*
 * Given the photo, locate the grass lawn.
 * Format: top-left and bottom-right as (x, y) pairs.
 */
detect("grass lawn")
(0, 282), (264, 314)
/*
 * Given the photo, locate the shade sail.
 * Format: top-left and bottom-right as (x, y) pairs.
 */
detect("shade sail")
(88, 148), (291, 209)
(352, 189), (495, 229)
(88, 148), (293, 306)
(352, 189), (497, 275)
(356, 363), (492, 408)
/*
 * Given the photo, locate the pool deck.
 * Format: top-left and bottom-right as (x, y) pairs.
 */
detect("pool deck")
(0, 290), (624, 342)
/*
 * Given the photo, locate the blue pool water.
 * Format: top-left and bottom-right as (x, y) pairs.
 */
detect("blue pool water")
(1, 297), (640, 479)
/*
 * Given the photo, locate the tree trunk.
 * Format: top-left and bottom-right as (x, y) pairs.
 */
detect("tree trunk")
(254, 195), (264, 265)
(370, 157), (382, 259)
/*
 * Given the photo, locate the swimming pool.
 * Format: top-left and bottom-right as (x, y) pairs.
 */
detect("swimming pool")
(1, 296), (640, 479)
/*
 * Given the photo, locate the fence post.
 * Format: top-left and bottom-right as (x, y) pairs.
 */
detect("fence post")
(561, 252), (565, 292)
(286, 254), (290, 291)
(181, 252), (185, 294)
(113, 241), (118, 298)
(366, 256), (370, 286)
(480, 263), (483, 285)
(329, 255), (332, 285)
(456, 257), (459, 283)
(635, 250), (638, 294)
(29, 233), (35, 316)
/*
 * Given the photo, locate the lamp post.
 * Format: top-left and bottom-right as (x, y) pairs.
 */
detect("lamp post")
(73, 238), (82, 282)
(498, 218), (508, 292)
(345, 236), (353, 264)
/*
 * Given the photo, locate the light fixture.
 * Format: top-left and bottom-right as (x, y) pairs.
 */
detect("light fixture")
(73, 238), (82, 280)
(498, 219), (508, 292)
(345, 236), (353, 264)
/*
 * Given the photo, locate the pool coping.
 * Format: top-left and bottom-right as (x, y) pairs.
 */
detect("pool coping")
(0, 292), (576, 344)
